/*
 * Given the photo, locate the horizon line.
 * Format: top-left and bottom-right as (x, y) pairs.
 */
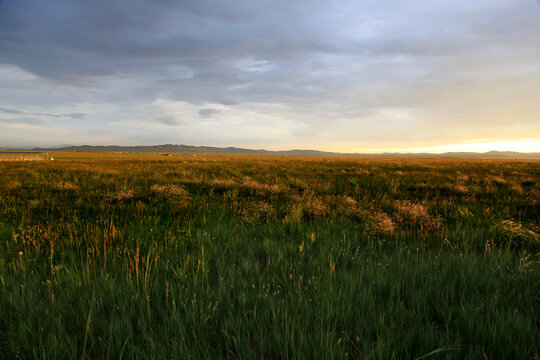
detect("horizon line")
(1, 143), (539, 156)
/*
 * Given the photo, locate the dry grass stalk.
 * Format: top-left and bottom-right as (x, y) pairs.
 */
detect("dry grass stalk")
(241, 201), (276, 223)
(211, 178), (237, 188)
(106, 187), (136, 202)
(394, 200), (441, 231)
(150, 184), (189, 198)
(241, 179), (280, 195)
(501, 219), (540, 245)
(54, 181), (79, 191)
(366, 210), (396, 235)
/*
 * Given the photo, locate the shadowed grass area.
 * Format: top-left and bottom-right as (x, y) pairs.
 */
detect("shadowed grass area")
(0, 153), (538, 359)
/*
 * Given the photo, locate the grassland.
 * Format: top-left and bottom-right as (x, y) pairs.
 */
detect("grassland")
(0, 152), (538, 359)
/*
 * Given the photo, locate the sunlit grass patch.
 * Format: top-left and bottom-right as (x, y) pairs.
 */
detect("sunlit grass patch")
(366, 209), (396, 235)
(53, 181), (79, 191)
(105, 187), (138, 202)
(500, 219), (540, 246)
(286, 194), (329, 222)
(211, 178), (237, 188)
(241, 201), (276, 223)
(240, 178), (280, 196)
(393, 200), (442, 232)
(150, 184), (189, 198)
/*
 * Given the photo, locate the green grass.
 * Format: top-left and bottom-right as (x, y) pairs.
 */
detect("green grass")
(0, 153), (538, 359)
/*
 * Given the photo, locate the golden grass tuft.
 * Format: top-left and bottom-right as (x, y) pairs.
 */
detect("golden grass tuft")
(488, 175), (507, 185)
(54, 181), (79, 191)
(241, 201), (276, 223)
(297, 195), (328, 219)
(106, 187), (136, 202)
(12, 225), (60, 249)
(366, 210), (396, 235)
(334, 196), (359, 216)
(241, 178), (280, 195)
(5, 179), (22, 191)
(394, 200), (441, 232)
(211, 178), (237, 188)
(456, 173), (470, 182)
(285, 194), (329, 223)
(501, 219), (540, 246)
(150, 184), (189, 198)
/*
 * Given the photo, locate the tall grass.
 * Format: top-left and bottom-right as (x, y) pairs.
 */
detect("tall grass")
(0, 153), (538, 358)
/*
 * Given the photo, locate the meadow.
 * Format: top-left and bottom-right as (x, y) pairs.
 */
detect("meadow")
(0, 152), (538, 359)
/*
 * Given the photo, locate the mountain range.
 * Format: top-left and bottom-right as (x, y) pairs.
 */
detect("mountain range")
(17, 144), (539, 159)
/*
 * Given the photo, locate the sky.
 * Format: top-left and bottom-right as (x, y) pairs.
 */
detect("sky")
(0, 0), (539, 153)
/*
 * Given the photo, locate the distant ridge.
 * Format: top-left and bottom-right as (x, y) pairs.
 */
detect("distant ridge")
(32, 144), (333, 155)
(26, 144), (540, 159)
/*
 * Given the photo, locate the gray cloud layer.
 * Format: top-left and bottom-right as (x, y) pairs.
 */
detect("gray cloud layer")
(0, 0), (539, 150)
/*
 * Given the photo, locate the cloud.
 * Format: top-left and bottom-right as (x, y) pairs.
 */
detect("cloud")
(0, 105), (87, 120)
(0, 107), (24, 114)
(0, 0), (539, 150)
(64, 113), (87, 119)
(0, 117), (44, 125)
(197, 108), (220, 117)
(154, 115), (184, 126)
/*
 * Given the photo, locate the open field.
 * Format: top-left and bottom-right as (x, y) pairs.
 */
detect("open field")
(0, 152), (538, 359)
(0, 151), (50, 162)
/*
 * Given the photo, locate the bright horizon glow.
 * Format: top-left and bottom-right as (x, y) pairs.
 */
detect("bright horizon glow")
(351, 140), (540, 154)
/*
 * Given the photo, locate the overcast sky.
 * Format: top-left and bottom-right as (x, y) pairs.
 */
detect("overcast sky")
(1, 0), (539, 152)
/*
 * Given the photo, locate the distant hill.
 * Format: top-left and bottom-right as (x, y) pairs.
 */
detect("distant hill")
(28, 144), (540, 159)
(34, 144), (334, 155)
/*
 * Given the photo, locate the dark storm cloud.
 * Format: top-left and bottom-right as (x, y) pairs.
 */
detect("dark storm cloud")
(0, 0), (334, 81)
(1, 0), (538, 95)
